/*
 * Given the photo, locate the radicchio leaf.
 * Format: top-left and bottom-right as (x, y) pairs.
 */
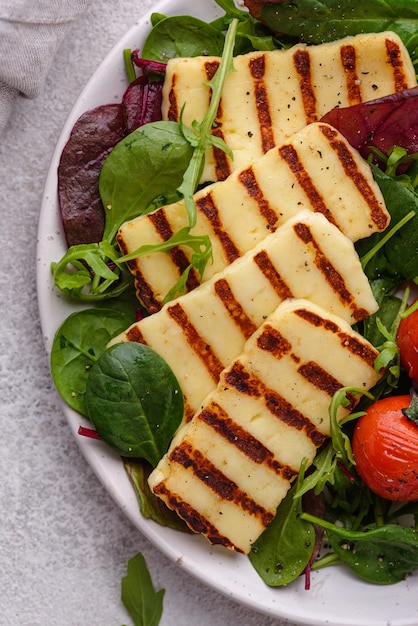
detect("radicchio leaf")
(321, 86), (418, 168)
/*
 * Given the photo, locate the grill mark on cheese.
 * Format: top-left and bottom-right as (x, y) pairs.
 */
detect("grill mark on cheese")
(166, 73), (179, 121)
(224, 361), (326, 447)
(293, 49), (317, 124)
(298, 361), (358, 410)
(249, 56), (276, 154)
(125, 325), (146, 344)
(256, 324), (292, 358)
(198, 401), (297, 481)
(152, 482), (240, 551)
(169, 441), (275, 527)
(131, 267), (162, 314)
(278, 143), (338, 225)
(148, 210), (201, 293)
(293, 221), (369, 321)
(298, 361), (342, 398)
(212, 126), (231, 181)
(253, 250), (294, 300)
(238, 167), (280, 230)
(386, 38), (411, 91)
(196, 192), (241, 263)
(214, 278), (257, 339)
(167, 302), (225, 381)
(204, 60), (220, 81)
(294, 306), (379, 368)
(319, 124), (389, 231)
(204, 60), (232, 181)
(340, 44), (362, 105)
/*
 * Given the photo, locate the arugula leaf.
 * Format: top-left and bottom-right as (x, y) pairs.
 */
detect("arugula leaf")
(177, 18), (238, 228)
(121, 553), (164, 626)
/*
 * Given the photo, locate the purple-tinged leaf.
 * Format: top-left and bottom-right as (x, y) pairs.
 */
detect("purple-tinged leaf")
(321, 86), (418, 166)
(122, 76), (163, 133)
(58, 104), (126, 246)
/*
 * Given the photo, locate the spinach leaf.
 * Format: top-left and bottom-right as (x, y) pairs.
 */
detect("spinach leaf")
(359, 279), (403, 348)
(255, 0), (418, 62)
(121, 553), (164, 626)
(249, 480), (315, 586)
(99, 121), (194, 242)
(356, 166), (418, 282)
(85, 342), (183, 465)
(141, 15), (225, 61)
(213, 0), (280, 52)
(123, 458), (192, 532)
(50, 308), (131, 416)
(303, 516), (418, 584)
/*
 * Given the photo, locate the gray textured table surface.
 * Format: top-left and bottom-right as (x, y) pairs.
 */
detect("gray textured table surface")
(0, 1), (295, 624)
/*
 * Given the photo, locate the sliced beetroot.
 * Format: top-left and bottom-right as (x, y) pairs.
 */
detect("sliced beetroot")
(130, 52), (167, 74)
(58, 103), (126, 247)
(122, 76), (163, 133)
(321, 86), (418, 166)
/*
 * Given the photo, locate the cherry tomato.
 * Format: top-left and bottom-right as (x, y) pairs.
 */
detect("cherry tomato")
(397, 300), (418, 385)
(352, 395), (418, 502)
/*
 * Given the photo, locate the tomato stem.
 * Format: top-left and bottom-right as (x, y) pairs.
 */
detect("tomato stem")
(402, 388), (418, 425)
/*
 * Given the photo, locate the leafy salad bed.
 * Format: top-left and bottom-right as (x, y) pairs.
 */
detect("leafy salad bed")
(47, 0), (418, 615)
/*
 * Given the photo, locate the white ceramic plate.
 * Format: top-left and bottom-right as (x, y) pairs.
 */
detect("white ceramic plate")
(36, 1), (418, 624)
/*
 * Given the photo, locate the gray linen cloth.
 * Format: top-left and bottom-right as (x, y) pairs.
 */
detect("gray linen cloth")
(0, 0), (87, 134)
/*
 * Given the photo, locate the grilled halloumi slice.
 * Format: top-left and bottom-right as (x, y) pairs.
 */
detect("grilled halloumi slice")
(118, 122), (389, 313)
(163, 31), (417, 182)
(148, 298), (382, 554)
(110, 210), (378, 421)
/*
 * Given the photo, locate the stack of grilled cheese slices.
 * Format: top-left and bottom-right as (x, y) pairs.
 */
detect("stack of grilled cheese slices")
(108, 31), (415, 551)
(148, 298), (381, 553)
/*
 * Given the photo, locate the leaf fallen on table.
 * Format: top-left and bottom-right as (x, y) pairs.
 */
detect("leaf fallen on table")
(121, 553), (164, 626)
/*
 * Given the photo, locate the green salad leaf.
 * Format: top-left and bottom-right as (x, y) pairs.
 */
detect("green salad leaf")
(249, 465), (315, 586)
(356, 166), (418, 282)
(302, 515), (418, 584)
(141, 15), (225, 60)
(50, 308), (131, 416)
(123, 458), (193, 532)
(256, 0), (418, 63)
(121, 553), (164, 626)
(85, 342), (184, 464)
(99, 121), (194, 243)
